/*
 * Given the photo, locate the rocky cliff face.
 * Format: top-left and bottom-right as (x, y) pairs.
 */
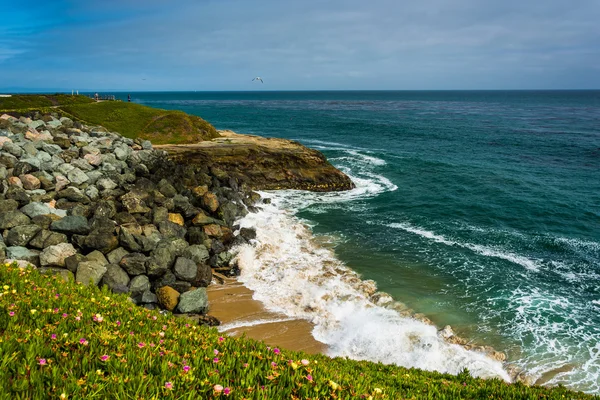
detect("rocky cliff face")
(0, 115), (354, 319)
(156, 130), (355, 192)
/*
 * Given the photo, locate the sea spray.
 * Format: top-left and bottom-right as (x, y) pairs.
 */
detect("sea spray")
(233, 194), (511, 381)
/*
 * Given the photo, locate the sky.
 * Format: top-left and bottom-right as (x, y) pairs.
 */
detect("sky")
(1, 0), (599, 91)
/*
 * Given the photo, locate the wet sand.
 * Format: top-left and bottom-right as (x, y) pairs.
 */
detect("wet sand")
(207, 278), (327, 355)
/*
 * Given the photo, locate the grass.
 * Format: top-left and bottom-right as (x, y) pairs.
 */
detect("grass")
(0, 94), (94, 110)
(0, 263), (595, 400)
(0, 94), (219, 145)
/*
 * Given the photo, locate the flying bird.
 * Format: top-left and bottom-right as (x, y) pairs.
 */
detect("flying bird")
(252, 77), (264, 83)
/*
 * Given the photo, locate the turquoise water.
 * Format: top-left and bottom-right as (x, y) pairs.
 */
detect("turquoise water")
(126, 91), (600, 392)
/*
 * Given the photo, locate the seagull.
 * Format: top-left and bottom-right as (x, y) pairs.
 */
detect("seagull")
(252, 77), (264, 83)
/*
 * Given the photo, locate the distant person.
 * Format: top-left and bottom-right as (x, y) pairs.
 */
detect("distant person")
(94, 93), (98, 101)
(128, 94), (131, 102)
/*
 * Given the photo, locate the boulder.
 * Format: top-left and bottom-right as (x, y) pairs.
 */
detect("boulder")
(75, 260), (107, 286)
(39, 267), (73, 282)
(129, 275), (150, 297)
(201, 192), (219, 213)
(39, 243), (77, 267)
(21, 202), (66, 218)
(66, 167), (89, 185)
(139, 290), (158, 304)
(182, 245), (210, 264)
(20, 174), (41, 190)
(156, 286), (179, 311)
(119, 253), (147, 276)
(64, 253), (86, 273)
(6, 246), (40, 267)
(100, 264), (131, 292)
(158, 220), (186, 239)
(152, 270), (176, 290)
(29, 230), (68, 249)
(84, 230), (119, 254)
(6, 224), (42, 247)
(157, 179), (177, 198)
(0, 199), (19, 213)
(176, 288), (208, 314)
(50, 216), (90, 235)
(168, 213), (185, 226)
(107, 247), (129, 264)
(0, 210), (31, 229)
(193, 263), (212, 287)
(173, 257), (197, 282)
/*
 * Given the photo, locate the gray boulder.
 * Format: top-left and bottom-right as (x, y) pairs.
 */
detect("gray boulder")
(0, 210), (30, 229)
(21, 202), (67, 218)
(107, 247), (129, 264)
(182, 245), (209, 264)
(176, 288), (208, 314)
(6, 246), (40, 267)
(6, 224), (42, 247)
(119, 253), (147, 276)
(129, 275), (150, 297)
(100, 264), (130, 292)
(50, 215), (90, 235)
(39, 243), (77, 267)
(75, 260), (107, 286)
(29, 230), (68, 249)
(173, 257), (197, 282)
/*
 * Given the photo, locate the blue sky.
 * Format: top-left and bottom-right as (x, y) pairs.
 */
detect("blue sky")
(1, 0), (599, 91)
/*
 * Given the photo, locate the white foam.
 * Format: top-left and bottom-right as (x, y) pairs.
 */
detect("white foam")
(218, 317), (297, 332)
(387, 222), (542, 271)
(233, 200), (511, 381)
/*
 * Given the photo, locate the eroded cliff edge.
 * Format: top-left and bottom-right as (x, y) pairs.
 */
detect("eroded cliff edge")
(156, 130), (355, 192)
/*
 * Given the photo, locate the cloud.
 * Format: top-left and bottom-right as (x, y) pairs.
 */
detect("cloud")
(2, 0), (599, 90)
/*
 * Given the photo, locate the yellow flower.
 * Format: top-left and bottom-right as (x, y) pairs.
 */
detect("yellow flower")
(3, 285), (9, 290)
(104, 296), (110, 301)
(60, 393), (68, 399)
(374, 388), (382, 394)
(328, 380), (339, 391)
(96, 369), (103, 376)
(11, 290), (15, 294)
(291, 362), (298, 370)
(30, 309), (37, 315)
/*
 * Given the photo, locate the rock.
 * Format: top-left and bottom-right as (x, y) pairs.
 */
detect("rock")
(187, 227), (208, 245)
(50, 215), (90, 235)
(56, 187), (90, 203)
(85, 250), (108, 265)
(141, 140), (152, 150)
(39, 267), (73, 282)
(7, 176), (23, 188)
(240, 227), (257, 241)
(139, 290), (157, 304)
(171, 280), (192, 293)
(39, 243), (77, 267)
(182, 245), (210, 264)
(176, 288), (208, 314)
(129, 275), (150, 297)
(6, 186), (31, 207)
(191, 211), (218, 226)
(203, 224), (223, 238)
(173, 257), (197, 282)
(84, 230), (119, 254)
(152, 270), (176, 290)
(6, 224), (42, 247)
(75, 260), (107, 285)
(93, 201), (117, 219)
(158, 221), (186, 239)
(64, 253), (86, 273)
(6, 246), (40, 267)
(193, 263), (212, 287)
(152, 207), (169, 224)
(121, 194), (151, 214)
(119, 253), (147, 276)
(192, 185), (208, 197)
(3, 142), (23, 157)
(0, 199), (19, 213)
(118, 229), (141, 252)
(20, 174), (41, 190)
(29, 230), (68, 249)
(0, 152), (18, 168)
(0, 210), (31, 229)
(157, 179), (177, 198)
(21, 202), (66, 218)
(66, 167), (89, 185)
(197, 315), (221, 327)
(107, 247), (129, 264)
(71, 158), (93, 172)
(201, 192), (220, 213)
(96, 178), (117, 191)
(55, 175), (70, 191)
(168, 213), (185, 226)
(156, 286), (180, 311)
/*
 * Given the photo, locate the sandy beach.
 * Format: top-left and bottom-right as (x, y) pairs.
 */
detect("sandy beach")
(207, 277), (327, 355)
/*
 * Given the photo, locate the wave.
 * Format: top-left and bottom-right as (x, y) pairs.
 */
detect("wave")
(218, 317), (297, 332)
(387, 222), (543, 272)
(233, 193), (510, 381)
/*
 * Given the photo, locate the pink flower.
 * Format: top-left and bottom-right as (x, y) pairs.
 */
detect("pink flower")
(100, 355), (109, 361)
(51, 334), (57, 340)
(116, 321), (121, 326)
(301, 359), (310, 366)
(162, 325), (167, 330)
(159, 331), (165, 337)
(62, 313), (68, 318)
(138, 342), (145, 348)
(213, 357), (220, 363)
(55, 294), (60, 298)
(9, 311), (15, 317)
(271, 362), (277, 367)
(79, 338), (88, 345)
(129, 331), (134, 336)
(75, 316), (80, 321)
(273, 348), (280, 355)
(152, 315), (157, 320)
(38, 358), (47, 366)
(306, 374), (313, 382)
(213, 349), (219, 355)
(213, 384), (224, 393)
(243, 363), (249, 368)
(159, 340), (164, 344)
(218, 336), (224, 342)
(224, 387), (231, 396)
(165, 382), (173, 390)
(183, 365), (190, 373)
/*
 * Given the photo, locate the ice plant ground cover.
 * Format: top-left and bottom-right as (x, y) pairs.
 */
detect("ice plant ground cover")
(0, 263), (595, 400)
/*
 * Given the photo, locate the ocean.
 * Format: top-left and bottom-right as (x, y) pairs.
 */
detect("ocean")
(123, 90), (600, 393)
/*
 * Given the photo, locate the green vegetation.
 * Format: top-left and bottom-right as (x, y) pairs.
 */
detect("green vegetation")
(0, 94), (219, 145)
(62, 102), (219, 144)
(0, 263), (594, 399)
(0, 94), (93, 110)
